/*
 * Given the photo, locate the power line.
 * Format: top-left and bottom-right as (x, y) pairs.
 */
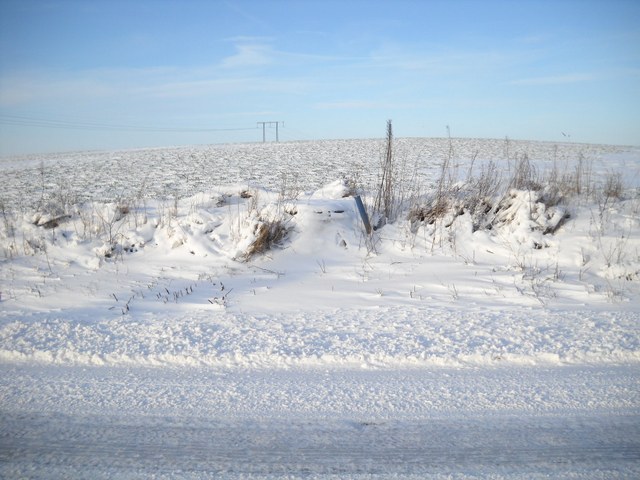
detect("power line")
(256, 121), (284, 142)
(0, 114), (257, 133)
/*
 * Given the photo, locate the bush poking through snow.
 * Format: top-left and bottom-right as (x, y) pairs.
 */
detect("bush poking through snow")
(37, 215), (72, 230)
(241, 218), (290, 260)
(408, 192), (458, 229)
(509, 154), (541, 191)
(407, 146), (599, 243)
(602, 172), (624, 201)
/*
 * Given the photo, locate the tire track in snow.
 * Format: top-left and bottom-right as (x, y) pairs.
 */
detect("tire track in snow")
(1, 365), (639, 477)
(2, 413), (639, 477)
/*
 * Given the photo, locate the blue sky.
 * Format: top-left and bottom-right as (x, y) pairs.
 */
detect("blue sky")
(0, 0), (638, 155)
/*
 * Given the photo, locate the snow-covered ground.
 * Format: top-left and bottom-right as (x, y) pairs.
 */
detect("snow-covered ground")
(2, 364), (639, 479)
(1, 137), (639, 477)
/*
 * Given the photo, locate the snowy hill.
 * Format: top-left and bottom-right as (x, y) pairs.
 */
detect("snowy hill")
(1, 137), (639, 368)
(1, 137), (640, 478)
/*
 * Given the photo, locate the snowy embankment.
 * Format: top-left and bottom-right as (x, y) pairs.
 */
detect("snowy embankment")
(1, 307), (638, 369)
(1, 138), (639, 370)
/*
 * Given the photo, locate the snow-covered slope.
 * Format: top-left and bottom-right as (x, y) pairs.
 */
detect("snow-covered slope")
(2, 138), (640, 478)
(1, 138), (639, 369)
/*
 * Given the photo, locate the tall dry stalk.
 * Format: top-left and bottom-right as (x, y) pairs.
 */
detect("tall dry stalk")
(374, 120), (395, 224)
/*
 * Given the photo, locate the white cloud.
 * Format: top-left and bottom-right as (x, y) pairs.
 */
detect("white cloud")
(220, 43), (274, 69)
(220, 38), (359, 71)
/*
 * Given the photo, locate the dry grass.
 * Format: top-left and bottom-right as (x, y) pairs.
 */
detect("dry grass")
(243, 218), (290, 260)
(603, 172), (624, 201)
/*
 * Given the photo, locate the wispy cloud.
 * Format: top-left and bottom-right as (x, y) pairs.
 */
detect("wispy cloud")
(220, 43), (274, 69)
(0, 64), (310, 108)
(508, 73), (597, 86)
(220, 37), (363, 70)
(139, 75), (307, 99)
(223, 35), (274, 44)
(0, 70), (121, 106)
(515, 33), (554, 45)
(313, 100), (429, 111)
(314, 100), (380, 110)
(364, 44), (515, 76)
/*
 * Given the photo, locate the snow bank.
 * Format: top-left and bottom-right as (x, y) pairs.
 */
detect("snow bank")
(1, 306), (638, 369)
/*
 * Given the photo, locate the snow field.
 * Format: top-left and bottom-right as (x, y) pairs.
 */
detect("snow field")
(1, 137), (640, 477)
(1, 138), (640, 369)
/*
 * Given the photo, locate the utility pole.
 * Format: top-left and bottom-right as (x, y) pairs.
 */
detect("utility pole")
(256, 121), (284, 142)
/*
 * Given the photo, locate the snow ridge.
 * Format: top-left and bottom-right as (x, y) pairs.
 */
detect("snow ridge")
(1, 307), (638, 369)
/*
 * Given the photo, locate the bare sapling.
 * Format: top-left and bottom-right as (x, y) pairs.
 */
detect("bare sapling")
(373, 120), (396, 226)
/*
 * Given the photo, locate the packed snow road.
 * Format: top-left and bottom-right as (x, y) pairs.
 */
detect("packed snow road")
(1, 364), (639, 479)
(3, 410), (638, 478)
